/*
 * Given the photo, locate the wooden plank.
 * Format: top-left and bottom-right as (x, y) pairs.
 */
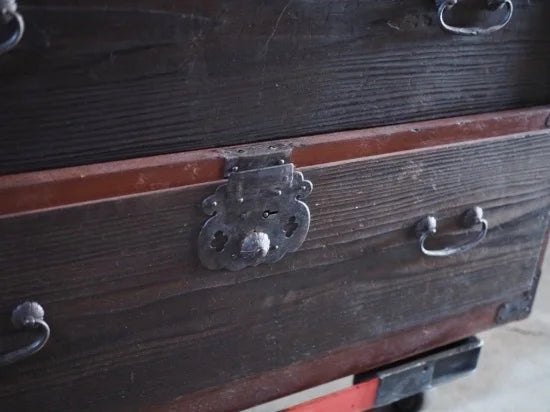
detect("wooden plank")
(155, 303), (497, 412)
(0, 132), (549, 410)
(1, 0), (549, 173)
(1, 106), (549, 216)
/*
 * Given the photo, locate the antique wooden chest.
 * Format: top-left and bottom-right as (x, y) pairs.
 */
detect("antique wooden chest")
(1, 0), (549, 410)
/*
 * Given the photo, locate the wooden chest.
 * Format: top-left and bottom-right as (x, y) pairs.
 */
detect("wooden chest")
(1, 0), (549, 410)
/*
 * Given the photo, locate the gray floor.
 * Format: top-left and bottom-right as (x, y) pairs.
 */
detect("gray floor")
(245, 246), (550, 412)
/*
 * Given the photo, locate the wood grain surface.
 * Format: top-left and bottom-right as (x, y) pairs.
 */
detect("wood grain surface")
(1, 106), (549, 216)
(156, 303), (499, 412)
(1, 0), (549, 173)
(1, 131), (549, 410)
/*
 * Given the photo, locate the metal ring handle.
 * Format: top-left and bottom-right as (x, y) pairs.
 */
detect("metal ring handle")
(438, 0), (513, 35)
(0, 1), (25, 55)
(416, 206), (488, 257)
(0, 302), (50, 367)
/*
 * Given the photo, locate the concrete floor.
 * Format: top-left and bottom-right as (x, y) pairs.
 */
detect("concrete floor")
(245, 246), (550, 412)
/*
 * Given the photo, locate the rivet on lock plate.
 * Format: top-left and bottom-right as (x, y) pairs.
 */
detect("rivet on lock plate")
(198, 144), (313, 271)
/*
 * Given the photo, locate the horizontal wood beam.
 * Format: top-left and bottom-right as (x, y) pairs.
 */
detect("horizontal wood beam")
(1, 106), (549, 216)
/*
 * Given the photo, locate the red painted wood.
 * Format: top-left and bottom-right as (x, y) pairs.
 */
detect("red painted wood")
(0, 107), (548, 216)
(283, 378), (379, 412)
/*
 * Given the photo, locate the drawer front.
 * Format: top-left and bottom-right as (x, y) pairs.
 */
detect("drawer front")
(1, 0), (550, 173)
(1, 129), (549, 410)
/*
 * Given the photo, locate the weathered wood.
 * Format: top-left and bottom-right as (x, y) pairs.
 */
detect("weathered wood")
(1, 0), (549, 173)
(1, 106), (549, 216)
(0, 131), (549, 410)
(154, 303), (499, 412)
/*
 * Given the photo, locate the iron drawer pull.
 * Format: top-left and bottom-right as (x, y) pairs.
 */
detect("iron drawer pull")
(438, 0), (513, 35)
(0, 0), (24, 55)
(416, 207), (488, 257)
(0, 302), (50, 367)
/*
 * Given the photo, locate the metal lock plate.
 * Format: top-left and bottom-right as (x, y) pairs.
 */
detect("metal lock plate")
(198, 146), (313, 271)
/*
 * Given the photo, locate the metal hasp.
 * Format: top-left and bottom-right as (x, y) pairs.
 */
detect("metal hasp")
(198, 144), (313, 271)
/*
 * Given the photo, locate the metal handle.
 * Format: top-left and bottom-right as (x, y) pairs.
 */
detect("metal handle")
(438, 0), (513, 35)
(416, 206), (488, 257)
(0, 302), (50, 367)
(0, 0), (24, 55)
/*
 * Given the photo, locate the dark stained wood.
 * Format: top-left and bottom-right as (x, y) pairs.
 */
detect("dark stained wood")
(153, 303), (500, 412)
(1, 131), (549, 410)
(292, 106), (550, 167)
(1, 106), (549, 216)
(1, 0), (550, 173)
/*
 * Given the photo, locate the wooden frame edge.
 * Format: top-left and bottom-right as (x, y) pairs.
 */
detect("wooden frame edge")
(1, 106), (549, 216)
(148, 302), (500, 412)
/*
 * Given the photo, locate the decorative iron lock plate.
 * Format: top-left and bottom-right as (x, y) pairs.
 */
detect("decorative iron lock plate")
(198, 145), (313, 271)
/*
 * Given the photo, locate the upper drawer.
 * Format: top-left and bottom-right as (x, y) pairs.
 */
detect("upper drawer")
(1, 0), (549, 173)
(0, 110), (549, 410)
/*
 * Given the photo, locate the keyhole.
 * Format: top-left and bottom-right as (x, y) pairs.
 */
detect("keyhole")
(211, 231), (228, 252)
(262, 210), (278, 218)
(284, 216), (298, 237)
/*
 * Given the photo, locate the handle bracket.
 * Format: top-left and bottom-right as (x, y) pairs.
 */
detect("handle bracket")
(1, 301), (50, 367)
(416, 207), (488, 257)
(0, 0), (24, 55)
(437, 0), (513, 35)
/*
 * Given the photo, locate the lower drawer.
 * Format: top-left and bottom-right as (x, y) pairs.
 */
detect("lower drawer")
(1, 117), (549, 410)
